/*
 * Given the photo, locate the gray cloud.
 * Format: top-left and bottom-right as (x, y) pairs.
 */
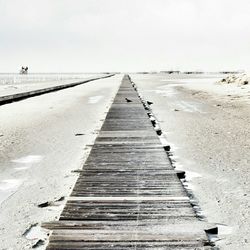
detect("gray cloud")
(0, 0), (249, 72)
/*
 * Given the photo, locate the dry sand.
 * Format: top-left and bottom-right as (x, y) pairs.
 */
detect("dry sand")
(1, 73), (249, 249)
(0, 73), (103, 97)
(218, 73), (250, 86)
(0, 75), (121, 249)
(132, 73), (250, 250)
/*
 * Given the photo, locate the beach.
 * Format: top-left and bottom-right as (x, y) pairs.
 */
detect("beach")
(0, 73), (249, 249)
(132, 73), (250, 250)
(0, 74), (121, 249)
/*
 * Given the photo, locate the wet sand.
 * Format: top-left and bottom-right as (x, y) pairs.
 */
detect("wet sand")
(132, 73), (250, 250)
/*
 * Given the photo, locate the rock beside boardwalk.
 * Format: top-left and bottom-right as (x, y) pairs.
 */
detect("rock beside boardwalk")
(219, 74), (249, 85)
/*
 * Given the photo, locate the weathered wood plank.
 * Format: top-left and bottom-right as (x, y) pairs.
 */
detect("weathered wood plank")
(45, 75), (210, 249)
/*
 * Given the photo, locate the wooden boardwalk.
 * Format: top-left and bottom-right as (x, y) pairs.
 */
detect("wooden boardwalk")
(44, 75), (210, 249)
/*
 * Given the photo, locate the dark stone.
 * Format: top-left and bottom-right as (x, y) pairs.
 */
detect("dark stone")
(205, 227), (218, 235)
(38, 201), (51, 208)
(176, 170), (186, 179)
(56, 196), (65, 202)
(156, 129), (162, 136)
(163, 145), (171, 151)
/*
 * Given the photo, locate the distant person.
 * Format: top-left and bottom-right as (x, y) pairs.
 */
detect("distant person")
(19, 66), (28, 74)
(20, 66), (24, 74)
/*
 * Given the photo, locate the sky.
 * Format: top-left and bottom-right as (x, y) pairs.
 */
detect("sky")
(0, 0), (250, 72)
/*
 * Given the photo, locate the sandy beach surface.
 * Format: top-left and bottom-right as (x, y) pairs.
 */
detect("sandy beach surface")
(0, 73), (249, 249)
(131, 73), (250, 250)
(0, 73), (103, 97)
(0, 74), (121, 249)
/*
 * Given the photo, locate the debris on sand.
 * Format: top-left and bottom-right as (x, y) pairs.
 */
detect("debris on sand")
(205, 227), (218, 235)
(56, 196), (65, 202)
(218, 74), (249, 85)
(147, 101), (153, 105)
(163, 145), (171, 151)
(38, 201), (51, 208)
(176, 170), (186, 179)
(38, 196), (65, 208)
(32, 239), (45, 248)
(75, 133), (85, 136)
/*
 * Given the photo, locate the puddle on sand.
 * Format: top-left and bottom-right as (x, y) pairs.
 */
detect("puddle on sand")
(154, 85), (206, 113)
(88, 95), (103, 104)
(0, 179), (23, 205)
(24, 224), (49, 240)
(174, 100), (205, 113)
(155, 89), (176, 97)
(0, 179), (22, 191)
(14, 166), (30, 171)
(11, 155), (43, 164)
(154, 83), (187, 97)
(11, 155), (43, 170)
(155, 86), (178, 97)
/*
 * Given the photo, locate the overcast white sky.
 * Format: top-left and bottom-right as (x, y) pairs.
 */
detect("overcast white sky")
(0, 0), (250, 72)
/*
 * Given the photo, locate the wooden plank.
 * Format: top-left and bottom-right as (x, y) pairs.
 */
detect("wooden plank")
(45, 75), (210, 249)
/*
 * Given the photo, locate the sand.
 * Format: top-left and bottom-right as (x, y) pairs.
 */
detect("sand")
(0, 75), (121, 249)
(1, 73), (250, 249)
(218, 73), (250, 86)
(0, 73), (102, 97)
(131, 73), (250, 250)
